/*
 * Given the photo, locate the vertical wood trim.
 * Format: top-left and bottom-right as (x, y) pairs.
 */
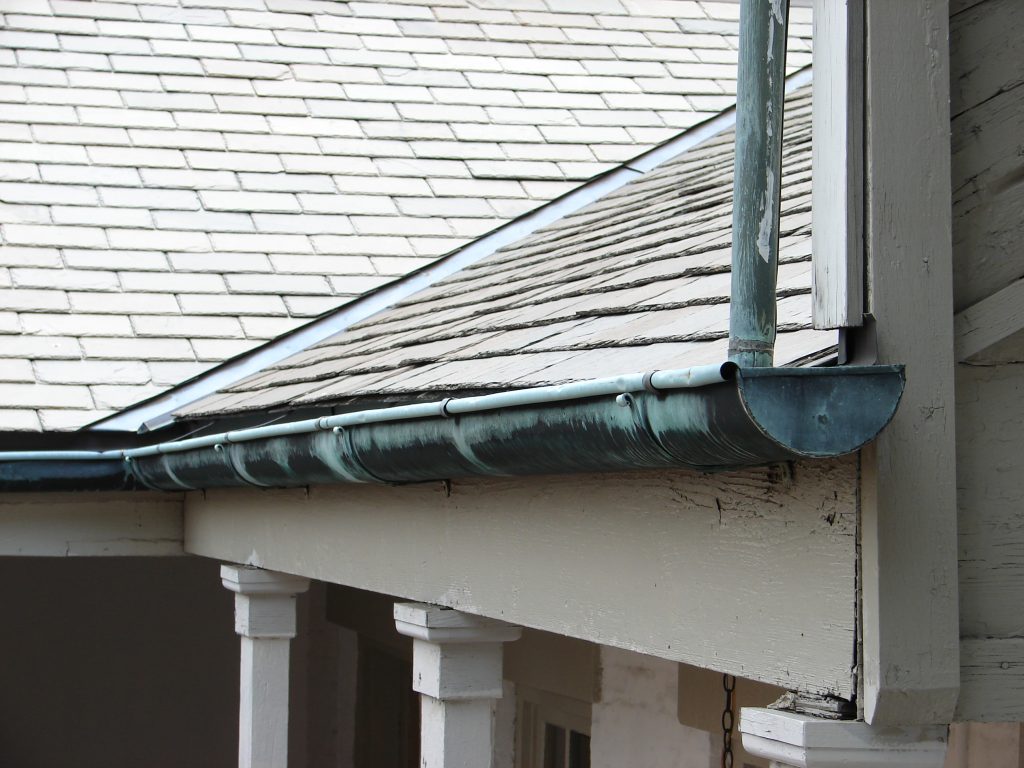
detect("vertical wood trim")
(859, 0), (959, 726)
(811, 0), (864, 329)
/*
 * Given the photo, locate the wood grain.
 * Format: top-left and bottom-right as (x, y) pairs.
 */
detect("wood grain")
(185, 459), (859, 698)
(811, 0), (864, 330)
(958, 638), (1024, 721)
(0, 491), (183, 556)
(955, 277), (1024, 361)
(859, 0), (960, 725)
(950, 0), (1024, 311)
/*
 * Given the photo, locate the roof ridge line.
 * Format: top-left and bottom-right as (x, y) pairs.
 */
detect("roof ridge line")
(91, 66), (813, 433)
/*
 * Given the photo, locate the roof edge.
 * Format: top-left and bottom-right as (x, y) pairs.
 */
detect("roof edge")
(89, 66), (814, 435)
(0, 361), (903, 494)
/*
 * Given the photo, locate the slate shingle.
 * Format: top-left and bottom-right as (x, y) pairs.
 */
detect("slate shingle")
(0, 0), (813, 430)
(179, 86), (834, 420)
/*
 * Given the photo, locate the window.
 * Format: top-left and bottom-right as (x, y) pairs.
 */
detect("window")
(517, 686), (591, 768)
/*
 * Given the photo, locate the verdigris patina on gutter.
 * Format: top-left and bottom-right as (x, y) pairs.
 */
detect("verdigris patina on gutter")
(125, 364), (904, 490)
(0, 364), (904, 492)
(0, 3), (904, 495)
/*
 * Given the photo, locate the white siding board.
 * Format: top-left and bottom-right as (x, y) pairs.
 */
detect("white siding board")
(950, 0), (1024, 723)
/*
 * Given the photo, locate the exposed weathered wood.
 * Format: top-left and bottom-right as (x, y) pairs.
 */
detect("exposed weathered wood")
(950, 0), (1024, 312)
(185, 460), (859, 698)
(950, 0), (989, 16)
(951, 0), (1024, 725)
(957, 638), (1024, 722)
(954, 278), (1024, 361)
(811, 0), (864, 330)
(0, 491), (183, 556)
(956, 363), (1024, 639)
(859, 0), (960, 725)
(950, 0), (1023, 117)
(951, 80), (1024, 312)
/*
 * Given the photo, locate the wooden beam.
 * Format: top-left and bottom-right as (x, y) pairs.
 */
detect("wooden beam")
(859, 0), (960, 726)
(954, 277), (1024, 361)
(184, 460), (860, 699)
(811, 0), (864, 329)
(0, 491), (184, 556)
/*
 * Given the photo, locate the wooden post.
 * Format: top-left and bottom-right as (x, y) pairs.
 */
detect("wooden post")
(859, 0), (959, 726)
(394, 602), (521, 768)
(739, 708), (948, 767)
(221, 565), (310, 768)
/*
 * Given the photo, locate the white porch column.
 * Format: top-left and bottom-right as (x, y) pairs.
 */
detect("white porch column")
(394, 602), (521, 768)
(221, 565), (310, 768)
(739, 708), (948, 768)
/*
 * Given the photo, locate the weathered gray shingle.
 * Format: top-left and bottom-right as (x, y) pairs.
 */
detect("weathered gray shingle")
(0, 0), (812, 430)
(180, 85), (834, 420)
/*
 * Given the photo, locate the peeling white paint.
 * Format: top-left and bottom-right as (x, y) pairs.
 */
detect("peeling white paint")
(757, 169), (777, 262)
(767, 0), (785, 63)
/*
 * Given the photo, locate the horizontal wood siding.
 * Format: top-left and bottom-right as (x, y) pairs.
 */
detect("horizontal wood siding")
(185, 459), (859, 698)
(950, 0), (1024, 312)
(956, 363), (1024, 720)
(951, 0), (1024, 722)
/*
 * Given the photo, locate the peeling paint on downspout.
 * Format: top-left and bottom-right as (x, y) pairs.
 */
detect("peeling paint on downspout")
(729, 0), (790, 368)
(756, 169), (776, 263)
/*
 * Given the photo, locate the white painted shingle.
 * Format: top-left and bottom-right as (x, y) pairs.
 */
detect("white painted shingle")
(0, 0), (813, 431)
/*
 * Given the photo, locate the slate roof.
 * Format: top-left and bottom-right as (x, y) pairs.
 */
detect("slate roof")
(0, 0), (813, 431)
(181, 83), (835, 420)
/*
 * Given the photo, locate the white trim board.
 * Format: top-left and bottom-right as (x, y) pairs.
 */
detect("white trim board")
(811, 0), (864, 329)
(185, 456), (858, 698)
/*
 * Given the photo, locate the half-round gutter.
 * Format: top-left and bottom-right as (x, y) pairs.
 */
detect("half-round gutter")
(0, 3), (896, 494)
(126, 364), (903, 491)
(0, 363), (904, 493)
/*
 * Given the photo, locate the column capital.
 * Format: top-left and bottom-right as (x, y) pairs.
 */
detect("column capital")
(395, 603), (520, 767)
(739, 708), (948, 768)
(394, 602), (522, 644)
(220, 564), (310, 596)
(222, 565), (309, 640)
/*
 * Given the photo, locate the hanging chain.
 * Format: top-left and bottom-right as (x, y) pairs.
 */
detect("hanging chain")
(721, 674), (737, 768)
